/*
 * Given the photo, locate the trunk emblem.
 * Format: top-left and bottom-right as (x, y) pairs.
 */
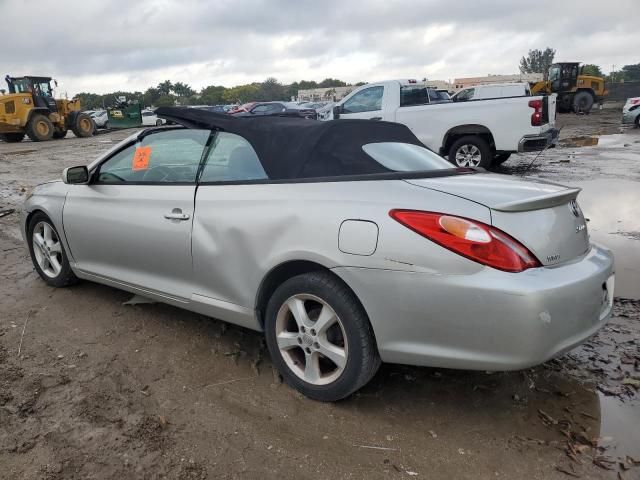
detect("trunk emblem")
(569, 200), (581, 217)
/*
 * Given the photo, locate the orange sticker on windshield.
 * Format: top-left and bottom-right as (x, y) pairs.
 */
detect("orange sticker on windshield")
(132, 146), (151, 171)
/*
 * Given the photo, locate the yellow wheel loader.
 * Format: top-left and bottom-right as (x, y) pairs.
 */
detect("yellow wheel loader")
(530, 63), (607, 113)
(0, 76), (94, 142)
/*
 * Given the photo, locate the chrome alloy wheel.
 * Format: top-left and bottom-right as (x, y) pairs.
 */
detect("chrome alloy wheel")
(275, 294), (348, 385)
(454, 144), (482, 167)
(32, 221), (63, 278)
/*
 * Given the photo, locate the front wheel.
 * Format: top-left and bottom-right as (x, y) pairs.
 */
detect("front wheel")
(264, 272), (380, 401)
(448, 136), (492, 168)
(71, 112), (95, 138)
(27, 212), (79, 287)
(26, 114), (54, 142)
(573, 91), (594, 114)
(155, 119), (163, 126)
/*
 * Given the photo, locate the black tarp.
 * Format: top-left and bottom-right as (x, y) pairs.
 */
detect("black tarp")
(155, 107), (425, 180)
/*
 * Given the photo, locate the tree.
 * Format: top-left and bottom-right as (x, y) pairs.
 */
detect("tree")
(222, 84), (259, 104)
(257, 77), (285, 101)
(155, 94), (176, 107)
(581, 64), (603, 77)
(318, 78), (347, 88)
(519, 48), (556, 77)
(142, 87), (161, 108)
(622, 63), (640, 82)
(157, 80), (173, 96)
(200, 85), (226, 105)
(172, 81), (195, 97)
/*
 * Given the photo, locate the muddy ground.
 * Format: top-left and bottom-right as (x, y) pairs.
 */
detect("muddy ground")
(0, 106), (639, 479)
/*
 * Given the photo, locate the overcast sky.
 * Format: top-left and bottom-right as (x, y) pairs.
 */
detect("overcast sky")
(1, 0), (637, 96)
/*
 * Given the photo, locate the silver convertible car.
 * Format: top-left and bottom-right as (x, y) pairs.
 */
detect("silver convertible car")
(22, 107), (614, 401)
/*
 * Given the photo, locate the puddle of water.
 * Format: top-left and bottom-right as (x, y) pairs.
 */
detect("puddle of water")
(598, 393), (640, 458)
(570, 179), (640, 299)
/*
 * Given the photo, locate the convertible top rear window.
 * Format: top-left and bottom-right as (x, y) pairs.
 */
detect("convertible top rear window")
(362, 143), (452, 172)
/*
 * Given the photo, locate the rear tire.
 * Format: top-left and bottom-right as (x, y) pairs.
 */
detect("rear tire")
(52, 129), (67, 139)
(26, 114), (54, 142)
(27, 212), (79, 288)
(264, 271), (381, 401)
(493, 152), (512, 165)
(573, 91), (594, 114)
(0, 132), (25, 143)
(71, 112), (95, 138)
(448, 136), (492, 168)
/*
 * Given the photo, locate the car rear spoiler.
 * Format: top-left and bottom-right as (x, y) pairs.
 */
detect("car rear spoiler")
(492, 188), (581, 212)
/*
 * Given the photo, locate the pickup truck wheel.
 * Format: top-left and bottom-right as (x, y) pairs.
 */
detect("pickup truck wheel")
(493, 152), (511, 165)
(449, 136), (492, 168)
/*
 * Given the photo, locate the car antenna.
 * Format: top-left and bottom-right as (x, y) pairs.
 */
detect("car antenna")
(520, 125), (563, 176)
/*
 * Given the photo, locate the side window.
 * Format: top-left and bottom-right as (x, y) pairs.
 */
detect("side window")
(199, 132), (267, 182)
(400, 86), (428, 107)
(96, 129), (210, 184)
(455, 88), (474, 101)
(342, 86), (384, 113)
(252, 104), (270, 113)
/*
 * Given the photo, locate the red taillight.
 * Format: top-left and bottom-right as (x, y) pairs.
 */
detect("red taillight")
(389, 210), (541, 273)
(528, 99), (542, 126)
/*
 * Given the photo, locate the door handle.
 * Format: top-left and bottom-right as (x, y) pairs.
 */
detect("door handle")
(370, 117), (382, 121)
(164, 208), (190, 221)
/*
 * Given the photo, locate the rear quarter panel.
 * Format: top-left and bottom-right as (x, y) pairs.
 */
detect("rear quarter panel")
(191, 180), (490, 310)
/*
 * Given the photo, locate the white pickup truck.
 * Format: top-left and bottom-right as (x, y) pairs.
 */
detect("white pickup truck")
(327, 80), (558, 168)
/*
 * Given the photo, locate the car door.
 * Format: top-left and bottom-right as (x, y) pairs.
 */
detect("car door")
(339, 86), (384, 120)
(190, 131), (269, 322)
(63, 129), (211, 300)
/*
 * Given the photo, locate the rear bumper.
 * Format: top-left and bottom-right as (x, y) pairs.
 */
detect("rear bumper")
(333, 243), (614, 371)
(518, 128), (559, 152)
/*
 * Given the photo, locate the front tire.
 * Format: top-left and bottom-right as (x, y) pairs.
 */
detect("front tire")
(155, 119), (162, 126)
(27, 212), (79, 287)
(264, 272), (380, 401)
(71, 112), (95, 138)
(26, 114), (54, 142)
(0, 132), (25, 143)
(448, 136), (492, 168)
(573, 91), (594, 114)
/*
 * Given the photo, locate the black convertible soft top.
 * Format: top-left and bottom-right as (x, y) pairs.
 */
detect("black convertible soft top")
(155, 106), (427, 180)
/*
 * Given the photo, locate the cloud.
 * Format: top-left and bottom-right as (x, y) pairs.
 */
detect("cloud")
(0, 0), (636, 95)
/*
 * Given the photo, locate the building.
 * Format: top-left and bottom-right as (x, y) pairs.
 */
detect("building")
(296, 86), (356, 102)
(452, 73), (543, 91)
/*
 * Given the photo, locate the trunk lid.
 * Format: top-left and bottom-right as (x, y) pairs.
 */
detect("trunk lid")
(405, 173), (590, 266)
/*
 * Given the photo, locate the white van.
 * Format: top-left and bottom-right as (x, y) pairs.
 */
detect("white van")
(452, 83), (531, 102)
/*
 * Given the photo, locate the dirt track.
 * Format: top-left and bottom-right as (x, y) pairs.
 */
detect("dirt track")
(1, 107), (639, 479)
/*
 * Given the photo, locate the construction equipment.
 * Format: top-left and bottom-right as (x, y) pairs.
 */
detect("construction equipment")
(530, 63), (607, 113)
(0, 75), (94, 142)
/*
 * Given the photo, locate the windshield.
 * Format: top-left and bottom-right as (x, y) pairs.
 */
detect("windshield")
(362, 142), (452, 171)
(549, 66), (560, 81)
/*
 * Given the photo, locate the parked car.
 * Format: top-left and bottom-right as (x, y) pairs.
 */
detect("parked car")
(451, 83), (531, 102)
(233, 101), (317, 119)
(22, 106), (614, 402)
(622, 97), (640, 127)
(142, 109), (165, 126)
(299, 101), (328, 110)
(90, 110), (109, 129)
(193, 105), (232, 114)
(326, 79), (557, 168)
(227, 102), (256, 114)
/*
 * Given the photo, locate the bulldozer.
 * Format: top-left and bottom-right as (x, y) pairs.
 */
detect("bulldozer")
(0, 75), (94, 142)
(530, 62), (607, 113)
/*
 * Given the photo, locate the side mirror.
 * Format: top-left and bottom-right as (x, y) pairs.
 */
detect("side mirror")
(332, 105), (341, 119)
(62, 166), (89, 184)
